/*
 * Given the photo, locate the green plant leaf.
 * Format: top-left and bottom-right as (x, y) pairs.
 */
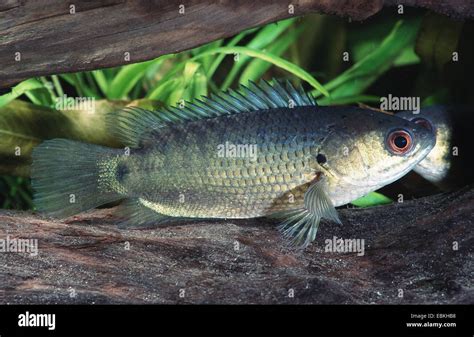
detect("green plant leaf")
(239, 24), (305, 84)
(313, 19), (421, 99)
(168, 61), (201, 105)
(107, 60), (156, 99)
(192, 40), (223, 73)
(193, 46), (329, 96)
(0, 79), (44, 108)
(421, 90), (449, 107)
(73, 73), (99, 98)
(192, 70), (208, 98)
(415, 13), (463, 71)
(0, 99), (161, 177)
(349, 17), (419, 67)
(147, 78), (181, 101)
(91, 70), (109, 96)
(351, 192), (393, 207)
(207, 28), (256, 79)
(55, 73), (97, 99)
(51, 75), (65, 97)
(147, 61), (201, 104)
(221, 18), (295, 90)
(0, 175), (33, 209)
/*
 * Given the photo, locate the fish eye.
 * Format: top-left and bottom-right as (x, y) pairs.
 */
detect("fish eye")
(386, 129), (413, 155)
(411, 117), (433, 132)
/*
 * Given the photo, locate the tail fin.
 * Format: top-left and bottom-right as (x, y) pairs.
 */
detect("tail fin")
(31, 139), (123, 218)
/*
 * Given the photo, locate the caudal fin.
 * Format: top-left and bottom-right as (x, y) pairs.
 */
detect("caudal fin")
(31, 139), (123, 218)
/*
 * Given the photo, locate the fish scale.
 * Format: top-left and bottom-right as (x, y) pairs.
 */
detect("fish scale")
(117, 107), (322, 218)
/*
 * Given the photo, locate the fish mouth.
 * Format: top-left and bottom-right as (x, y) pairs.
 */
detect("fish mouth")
(374, 137), (436, 188)
(419, 126), (437, 154)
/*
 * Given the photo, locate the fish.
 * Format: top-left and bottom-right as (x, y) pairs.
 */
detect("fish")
(397, 106), (473, 190)
(31, 80), (436, 247)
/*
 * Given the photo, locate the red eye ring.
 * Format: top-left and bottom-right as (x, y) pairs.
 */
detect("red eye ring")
(386, 129), (413, 155)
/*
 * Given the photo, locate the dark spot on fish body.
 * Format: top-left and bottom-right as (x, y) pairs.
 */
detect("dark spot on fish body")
(116, 163), (129, 182)
(316, 153), (327, 164)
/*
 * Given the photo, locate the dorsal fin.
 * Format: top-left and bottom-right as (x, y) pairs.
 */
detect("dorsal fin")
(109, 79), (317, 148)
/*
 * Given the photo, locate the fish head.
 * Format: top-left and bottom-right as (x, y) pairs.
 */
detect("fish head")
(315, 108), (436, 205)
(397, 106), (452, 183)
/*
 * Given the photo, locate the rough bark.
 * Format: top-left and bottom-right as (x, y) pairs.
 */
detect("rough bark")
(1, 186), (472, 304)
(1, 0), (473, 88)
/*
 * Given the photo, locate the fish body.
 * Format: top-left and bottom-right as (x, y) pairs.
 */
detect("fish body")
(32, 81), (435, 246)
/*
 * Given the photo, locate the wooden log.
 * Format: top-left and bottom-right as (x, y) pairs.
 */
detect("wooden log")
(1, 0), (473, 88)
(1, 186), (472, 304)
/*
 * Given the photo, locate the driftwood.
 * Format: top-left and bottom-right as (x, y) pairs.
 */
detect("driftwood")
(1, 0), (474, 88)
(0, 186), (472, 304)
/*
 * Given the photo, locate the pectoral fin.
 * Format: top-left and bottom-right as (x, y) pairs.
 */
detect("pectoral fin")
(303, 179), (341, 224)
(275, 179), (341, 248)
